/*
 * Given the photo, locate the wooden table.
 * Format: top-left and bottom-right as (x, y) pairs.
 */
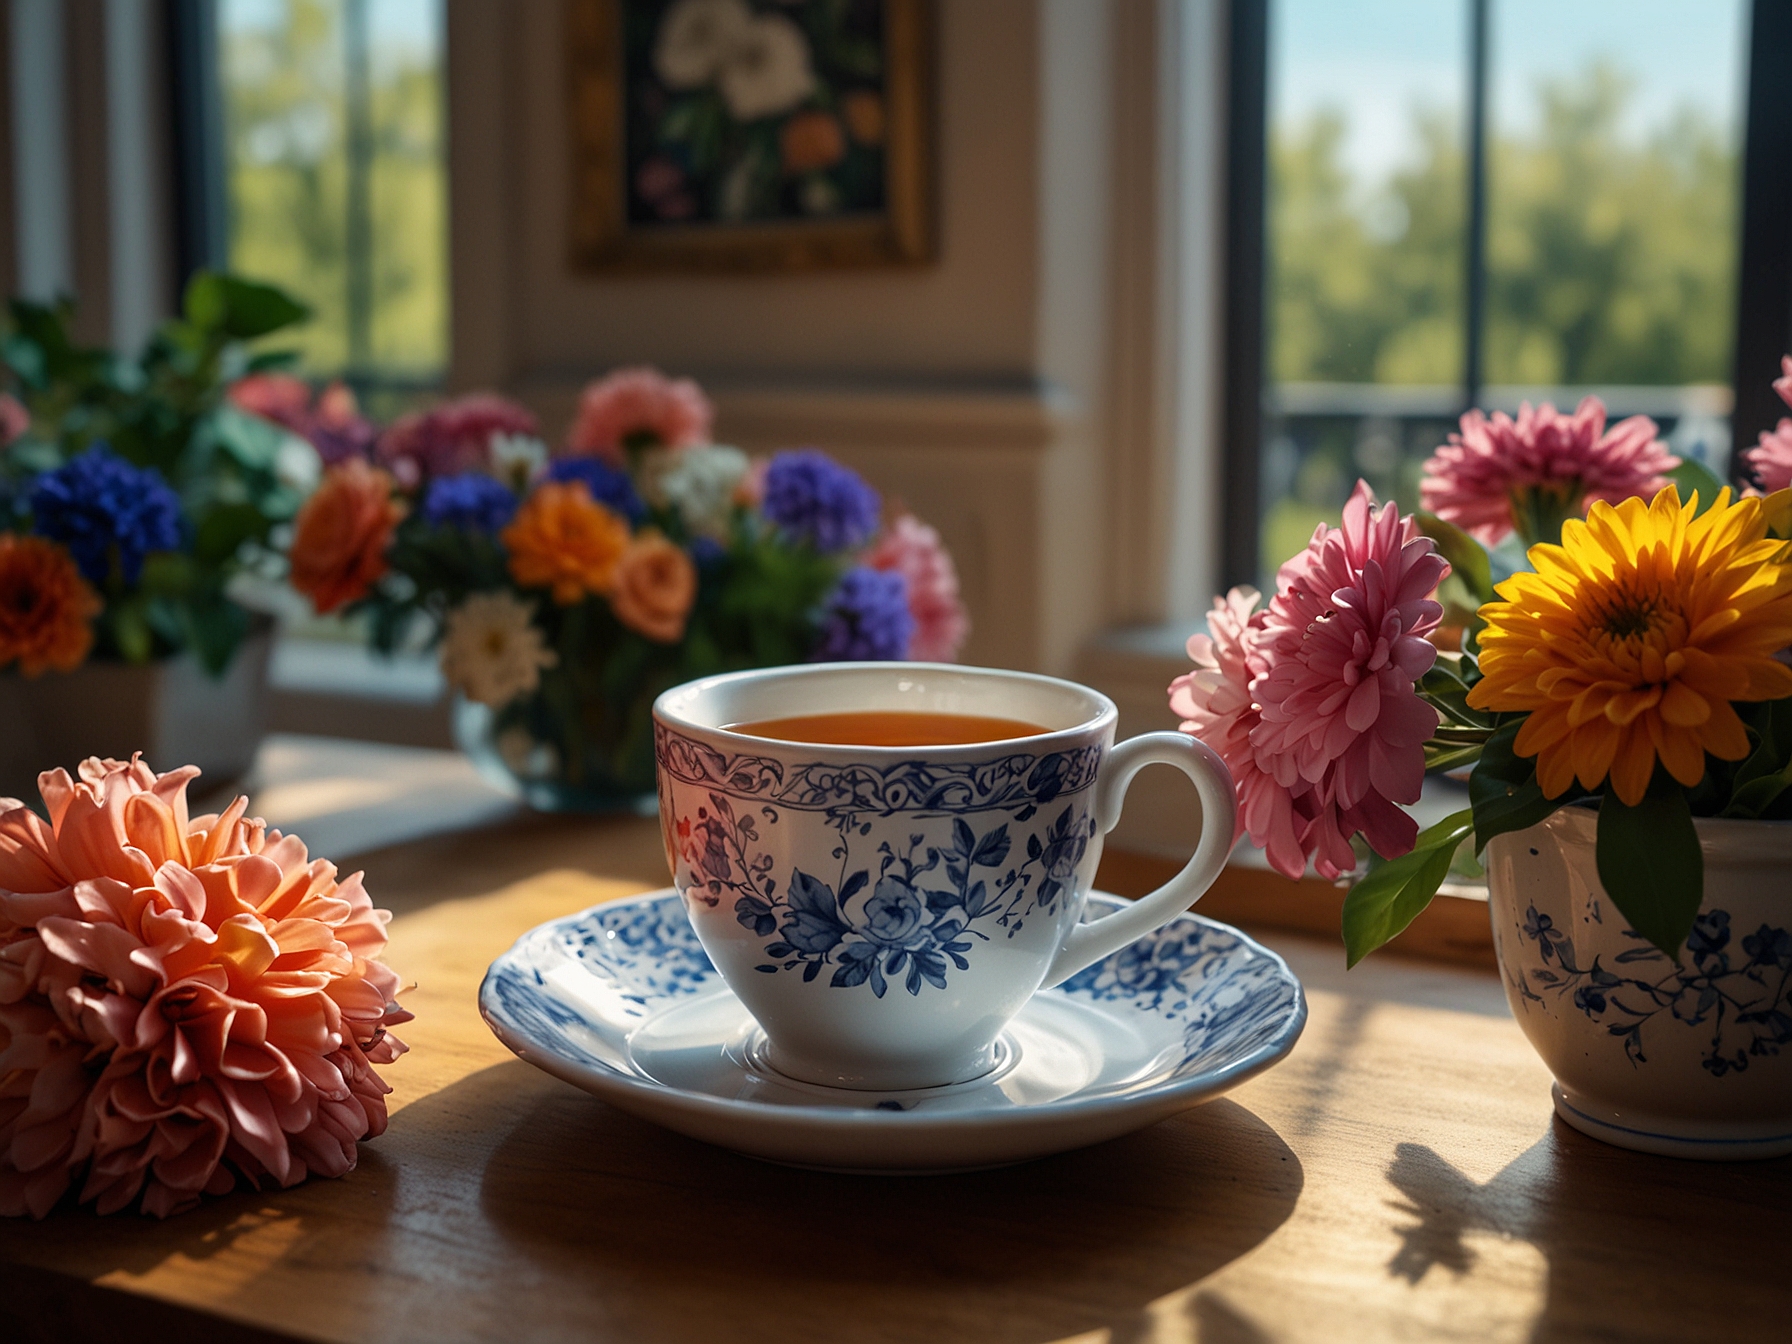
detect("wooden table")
(3, 807), (1788, 1343)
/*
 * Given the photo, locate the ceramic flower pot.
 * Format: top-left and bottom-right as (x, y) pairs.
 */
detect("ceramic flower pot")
(1486, 806), (1792, 1159)
(0, 616), (274, 801)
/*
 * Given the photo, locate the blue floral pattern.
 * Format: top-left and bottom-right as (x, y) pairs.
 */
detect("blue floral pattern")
(480, 890), (1306, 1091)
(1064, 918), (1303, 1078)
(654, 724), (1101, 828)
(678, 790), (1097, 997)
(1510, 903), (1792, 1074)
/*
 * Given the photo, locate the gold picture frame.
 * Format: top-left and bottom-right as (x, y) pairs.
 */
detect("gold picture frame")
(566, 0), (936, 273)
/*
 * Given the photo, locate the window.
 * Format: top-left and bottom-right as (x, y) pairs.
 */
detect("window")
(1229, 0), (1756, 587)
(178, 0), (448, 394)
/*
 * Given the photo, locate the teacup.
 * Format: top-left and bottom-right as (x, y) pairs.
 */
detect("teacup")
(653, 662), (1236, 1091)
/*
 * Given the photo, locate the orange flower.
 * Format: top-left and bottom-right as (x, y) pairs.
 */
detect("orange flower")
(841, 90), (885, 146)
(1467, 486), (1792, 804)
(610, 533), (697, 643)
(0, 535), (100, 676)
(289, 459), (402, 614)
(780, 110), (846, 175)
(503, 481), (630, 605)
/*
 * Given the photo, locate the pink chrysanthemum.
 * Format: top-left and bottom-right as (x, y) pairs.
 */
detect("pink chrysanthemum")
(863, 514), (970, 661)
(229, 373), (378, 466)
(565, 367), (713, 464)
(1169, 588), (1311, 878)
(377, 393), (539, 488)
(1743, 355), (1792, 494)
(1251, 481), (1449, 876)
(0, 757), (408, 1219)
(1420, 396), (1677, 545)
(1170, 483), (1449, 881)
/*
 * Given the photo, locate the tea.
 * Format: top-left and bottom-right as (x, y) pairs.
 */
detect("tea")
(727, 710), (1049, 747)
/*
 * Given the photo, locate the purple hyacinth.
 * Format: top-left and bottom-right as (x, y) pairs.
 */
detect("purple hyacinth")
(811, 567), (913, 661)
(421, 473), (517, 532)
(761, 449), (880, 553)
(30, 444), (184, 584)
(545, 456), (646, 523)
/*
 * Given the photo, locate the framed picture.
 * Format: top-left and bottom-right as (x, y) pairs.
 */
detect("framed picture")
(566, 0), (935, 272)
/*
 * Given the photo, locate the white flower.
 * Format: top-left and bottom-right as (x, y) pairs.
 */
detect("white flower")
(440, 592), (558, 709)
(489, 433), (549, 493)
(273, 434), (322, 495)
(718, 14), (815, 121)
(641, 444), (749, 539)
(654, 0), (751, 89)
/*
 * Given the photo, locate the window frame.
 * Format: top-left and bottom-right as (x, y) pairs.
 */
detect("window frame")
(1221, 0), (1792, 592)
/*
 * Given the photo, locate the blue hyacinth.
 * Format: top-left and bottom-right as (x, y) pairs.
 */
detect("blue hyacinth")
(421, 473), (518, 532)
(545, 457), (646, 523)
(30, 444), (184, 584)
(761, 450), (880, 553)
(811, 567), (913, 661)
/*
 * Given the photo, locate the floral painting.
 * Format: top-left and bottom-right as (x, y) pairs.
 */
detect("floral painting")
(627, 0), (888, 226)
(568, 0), (933, 270)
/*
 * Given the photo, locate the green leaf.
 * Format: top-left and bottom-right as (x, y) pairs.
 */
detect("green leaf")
(183, 272), (310, 340)
(1665, 458), (1728, 516)
(1417, 512), (1494, 602)
(1342, 808), (1474, 967)
(1469, 719), (1563, 851)
(194, 501), (271, 565)
(1596, 787), (1703, 957)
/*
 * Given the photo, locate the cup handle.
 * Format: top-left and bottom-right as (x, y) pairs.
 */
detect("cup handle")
(1041, 731), (1237, 988)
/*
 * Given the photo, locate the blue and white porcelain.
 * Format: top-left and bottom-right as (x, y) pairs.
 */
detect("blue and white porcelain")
(478, 888), (1307, 1171)
(651, 662), (1239, 1090)
(1487, 808), (1792, 1159)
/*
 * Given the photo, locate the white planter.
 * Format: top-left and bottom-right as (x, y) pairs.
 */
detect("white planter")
(0, 620), (274, 801)
(1486, 807), (1792, 1159)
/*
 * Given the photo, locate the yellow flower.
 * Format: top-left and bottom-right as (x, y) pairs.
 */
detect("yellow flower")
(502, 481), (630, 605)
(1466, 486), (1792, 805)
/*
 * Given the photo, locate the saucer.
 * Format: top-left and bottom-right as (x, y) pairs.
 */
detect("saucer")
(478, 888), (1307, 1171)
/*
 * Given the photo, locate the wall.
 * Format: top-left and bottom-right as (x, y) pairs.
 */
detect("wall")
(446, 0), (1165, 676)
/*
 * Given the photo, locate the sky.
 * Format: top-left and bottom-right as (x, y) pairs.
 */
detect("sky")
(222, 0), (441, 57)
(1272, 0), (1749, 187)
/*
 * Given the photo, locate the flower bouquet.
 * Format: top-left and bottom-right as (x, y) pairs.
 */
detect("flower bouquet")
(0, 756), (408, 1218)
(276, 367), (968, 809)
(1173, 389), (1792, 967)
(1, 274), (319, 676)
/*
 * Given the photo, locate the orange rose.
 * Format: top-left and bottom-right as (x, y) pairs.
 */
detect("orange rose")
(780, 111), (846, 176)
(841, 90), (884, 147)
(503, 481), (630, 605)
(289, 459), (402, 614)
(609, 533), (697, 643)
(0, 535), (100, 676)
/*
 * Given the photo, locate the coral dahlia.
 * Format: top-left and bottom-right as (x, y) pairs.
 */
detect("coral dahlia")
(1467, 486), (1792, 805)
(1421, 396), (1677, 546)
(0, 757), (408, 1218)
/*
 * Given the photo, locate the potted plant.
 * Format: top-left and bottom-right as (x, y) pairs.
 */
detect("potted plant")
(0, 273), (320, 797)
(280, 366), (969, 810)
(1171, 383), (1792, 1158)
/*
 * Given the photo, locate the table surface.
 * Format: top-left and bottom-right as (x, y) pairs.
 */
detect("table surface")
(4, 757), (1789, 1343)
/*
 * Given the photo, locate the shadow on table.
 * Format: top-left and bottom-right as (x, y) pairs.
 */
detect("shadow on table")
(468, 1061), (1304, 1344)
(1384, 1123), (1792, 1343)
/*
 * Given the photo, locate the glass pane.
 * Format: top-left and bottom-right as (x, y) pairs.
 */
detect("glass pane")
(219, 0), (447, 381)
(1486, 0), (1747, 470)
(1262, 0), (1469, 581)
